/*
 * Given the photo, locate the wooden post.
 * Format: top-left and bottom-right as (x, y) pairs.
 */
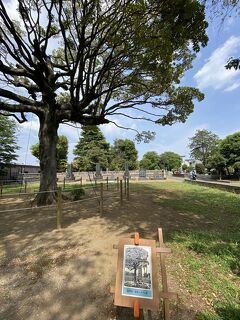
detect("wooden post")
(24, 180), (27, 193)
(127, 178), (130, 200)
(100, 183), (103, 215)
(134, 300), (140, 319)
(57, 187), (62, 229)
(0, 183), (2, 196)
(106, 176), (109, 191)
(124, 177), (127, 196)
(158, 228), (170, 320)
(80, 176), (82, 187)
(117, 177), (119, 190)
(63, 177), (66, 190)
(95, 178), (97, 188)
(120, 179), (123, 205)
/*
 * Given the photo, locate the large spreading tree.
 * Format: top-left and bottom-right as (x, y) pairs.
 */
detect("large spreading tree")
(0, 114), (19, 175)
(0, 0), (208, 204)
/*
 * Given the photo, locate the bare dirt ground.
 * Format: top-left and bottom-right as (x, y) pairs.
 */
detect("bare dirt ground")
(0, 182), (214, 320)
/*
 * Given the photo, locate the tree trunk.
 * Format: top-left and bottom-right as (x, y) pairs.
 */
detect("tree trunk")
(134, 267), (137, 283)
(35, 111), (59, 206)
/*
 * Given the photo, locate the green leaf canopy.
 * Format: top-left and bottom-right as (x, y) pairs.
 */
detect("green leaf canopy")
(0, 115), (19, 174)
(73, 125), (110, 171)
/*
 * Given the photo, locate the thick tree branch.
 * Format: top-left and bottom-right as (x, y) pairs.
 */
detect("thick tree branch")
(0, 101), (42, 115)
(0, 88), (40, 106)
(0, 111), (27, 123)
(0, 61), (33, 78)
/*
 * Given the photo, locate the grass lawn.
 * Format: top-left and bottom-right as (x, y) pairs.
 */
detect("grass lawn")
(137, 181), (240, 320)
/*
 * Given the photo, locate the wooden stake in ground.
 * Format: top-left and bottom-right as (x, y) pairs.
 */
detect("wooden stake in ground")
(158, 228), (170, 320)
(63, 177), (66, 189)
(127, 178), (129, 200)
(80, 176), (82, 187)
(100, 183), (103, 215)
(24, 180), (27, 193)
(124, 177), (127, 196)
(107, 177), (109, 190)
(120, 179), (123, 205)
(57, 187), (62, 229)
(117, 177), (119, 190)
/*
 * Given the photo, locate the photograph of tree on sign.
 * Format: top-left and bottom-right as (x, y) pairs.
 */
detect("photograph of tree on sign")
(122, 245), (153, 299)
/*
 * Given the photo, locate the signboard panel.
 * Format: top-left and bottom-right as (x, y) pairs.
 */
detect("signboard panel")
(122, 245), (153, 299)
(114, 238), (159, 310)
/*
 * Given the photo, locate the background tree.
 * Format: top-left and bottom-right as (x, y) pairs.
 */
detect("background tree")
(195, 163), (205, 174)
(182, 163), (188, 171)
(160, 151), (182, 171)
(0, 114), (19, 175)
(187, 165), (195, 173)
(233, 161), (240, 180)
(110, 139), (138, 170)
(207, 151), (226, 178)
(0, 0), (208, 204)
(219, 132), (240, 167)
(31, 135), (68, 172)
(189, 130), (219, 166)
(56, 136), (68, 172)
(139, 151), (160, 170)
(73, 126), (109, 171)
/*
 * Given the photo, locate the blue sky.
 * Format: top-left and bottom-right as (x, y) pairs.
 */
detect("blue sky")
(12, 5), (240, 165)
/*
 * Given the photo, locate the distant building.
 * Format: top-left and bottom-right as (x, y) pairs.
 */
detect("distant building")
(0, 164), (40, 181)
(183, 159), (202, 167)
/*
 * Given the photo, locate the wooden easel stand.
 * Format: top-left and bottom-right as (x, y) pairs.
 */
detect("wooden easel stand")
(111, 229), (178, 320)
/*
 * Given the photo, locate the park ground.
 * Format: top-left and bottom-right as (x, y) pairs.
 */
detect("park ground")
(0, 181), (239, 320)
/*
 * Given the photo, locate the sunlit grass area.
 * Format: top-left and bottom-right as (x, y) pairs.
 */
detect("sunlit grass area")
(137, 181), (240, 319)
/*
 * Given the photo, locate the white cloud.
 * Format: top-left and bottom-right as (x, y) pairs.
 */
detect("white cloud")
(101, 117), (136, 138)
(194, 36), (240, 91)
(224, 81), (240, 92)
(59, 123), (81, 141)
(101, 121), (122, 135)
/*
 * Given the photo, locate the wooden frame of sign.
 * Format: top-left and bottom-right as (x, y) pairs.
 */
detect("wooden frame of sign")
(111, 229), (178, 320)
(114, 237), (159, 311)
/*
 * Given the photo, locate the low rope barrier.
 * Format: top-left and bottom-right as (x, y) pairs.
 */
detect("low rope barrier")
(0, 178), (130, 229)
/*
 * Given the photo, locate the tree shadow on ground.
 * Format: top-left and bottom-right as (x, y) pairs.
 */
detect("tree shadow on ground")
(1, 182), (239, 319)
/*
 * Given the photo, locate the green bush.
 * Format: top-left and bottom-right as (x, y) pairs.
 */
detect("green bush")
(195, 163), (205, 174)
(70, 186), (85, 201)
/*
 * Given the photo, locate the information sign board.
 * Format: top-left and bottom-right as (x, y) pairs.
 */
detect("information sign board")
(114, 238), (159, 310)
